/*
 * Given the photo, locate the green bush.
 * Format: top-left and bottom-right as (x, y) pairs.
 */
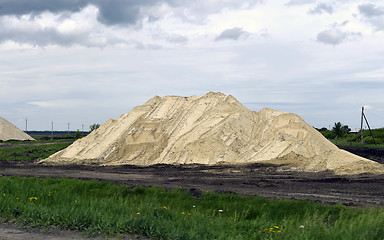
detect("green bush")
(74, 130), (83, 139)
(345, 134), (361, 143)
(322, 130), (337, 139)
(363, 136), (383, 144)
(364, 136), (376, 144)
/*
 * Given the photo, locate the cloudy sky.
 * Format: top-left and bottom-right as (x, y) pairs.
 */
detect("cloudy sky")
(1, 0), (384, 131)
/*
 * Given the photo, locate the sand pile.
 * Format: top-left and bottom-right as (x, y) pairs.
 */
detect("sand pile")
(0, 117), (35, 141)
(42, 92), (384, 175)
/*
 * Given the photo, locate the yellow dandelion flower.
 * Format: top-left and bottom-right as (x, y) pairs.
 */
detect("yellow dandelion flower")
(274, 226), (279, 228)
(181, 212), (185, 214)
(277, 230), (282, 233)
(2, 193), (5, 197)
(16, 198), (19, 200)
(136, 212), (140, 215)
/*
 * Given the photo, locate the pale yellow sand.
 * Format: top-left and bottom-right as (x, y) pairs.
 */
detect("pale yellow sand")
(42, 92), (384, 175)
(0, 117), (35, 141)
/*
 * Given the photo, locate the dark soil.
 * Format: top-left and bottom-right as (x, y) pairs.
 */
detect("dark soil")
(339, 146), (384, 164)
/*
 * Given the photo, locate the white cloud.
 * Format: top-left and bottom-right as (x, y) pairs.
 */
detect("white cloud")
(285, 0), (315, 6)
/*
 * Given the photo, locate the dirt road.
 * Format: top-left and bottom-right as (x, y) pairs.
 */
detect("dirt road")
(0, 218), (150, 240)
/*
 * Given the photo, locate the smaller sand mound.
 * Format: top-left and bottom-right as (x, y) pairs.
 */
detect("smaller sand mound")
(0, 117), (35, 141)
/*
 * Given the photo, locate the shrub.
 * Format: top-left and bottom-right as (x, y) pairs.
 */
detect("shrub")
(322, 130), (337, 139)
(75, 130), (83, 139)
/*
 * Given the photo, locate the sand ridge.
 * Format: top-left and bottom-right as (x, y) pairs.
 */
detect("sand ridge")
(0, 117), (35, 141)
(42, 92), (384, 175)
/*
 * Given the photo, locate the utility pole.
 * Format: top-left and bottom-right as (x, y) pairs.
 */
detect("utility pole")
(360, 107), (364, 144)
(67, 122), (70, 135)
(360, 106), (377, 145)
(82, 124), (84, 133)
(25, 118), (28, 133)
(51, 122), (54, 141)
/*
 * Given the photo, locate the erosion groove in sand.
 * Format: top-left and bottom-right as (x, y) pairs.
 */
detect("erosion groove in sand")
(42, 92), (384, 175)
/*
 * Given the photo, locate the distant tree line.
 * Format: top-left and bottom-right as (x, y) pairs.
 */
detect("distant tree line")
(316, 122), (384, 144)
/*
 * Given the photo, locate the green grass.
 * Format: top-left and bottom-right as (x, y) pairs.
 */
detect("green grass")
(330, 139), (384, 149)
(1, 176), (384, 239)
(0, 138), (74, 145)
(0, 142), (72, 161)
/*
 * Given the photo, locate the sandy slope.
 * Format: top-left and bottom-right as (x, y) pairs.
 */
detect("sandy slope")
(42, 92), (384, 175)
(0, 117), (35, 141)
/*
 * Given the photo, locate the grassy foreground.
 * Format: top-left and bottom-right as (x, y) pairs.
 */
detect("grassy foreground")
(0, 142), (72, 161)
(0, 176), (384, 239)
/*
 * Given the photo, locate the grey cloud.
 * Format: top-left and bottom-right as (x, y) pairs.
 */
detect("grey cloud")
(308, 3), (334, 14)
(358, 3), (384, 17)
(358, 3), (384, 31)
(317, 29), (346, 45)
(95, 0), (159, 25)
(317, 28), (361, 45)
(215, 27), (249, 41)
(0, 0), (159, 25)
(0, 0), (264, 26)
(0, 0), (86, 15)
(0, 0), (261, 47)
(339, 20), (349, 27)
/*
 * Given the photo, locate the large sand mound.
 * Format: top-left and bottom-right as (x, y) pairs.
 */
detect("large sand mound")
(0, 117), (35, 141)
(42, 92), (384, 175)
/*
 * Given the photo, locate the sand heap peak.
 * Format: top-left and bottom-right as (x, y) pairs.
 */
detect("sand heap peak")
(42, 92), (383, 175)
(0, 117), (35, 141)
